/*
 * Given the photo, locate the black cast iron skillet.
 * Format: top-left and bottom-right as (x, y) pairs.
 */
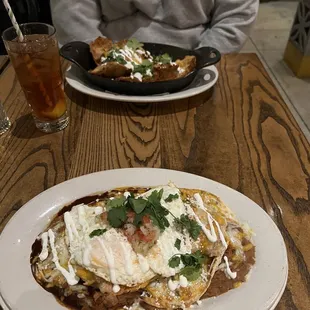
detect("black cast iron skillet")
(60, 41), (221, 96)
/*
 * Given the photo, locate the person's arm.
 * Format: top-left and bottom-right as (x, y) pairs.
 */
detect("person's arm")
(50, 0), (102, 45)
(199, 0), (259, 53)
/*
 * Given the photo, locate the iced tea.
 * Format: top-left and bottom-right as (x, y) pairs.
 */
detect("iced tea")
(2, 23), (68, 132)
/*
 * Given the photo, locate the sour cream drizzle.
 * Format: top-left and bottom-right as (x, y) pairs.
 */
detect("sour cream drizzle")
(120, 242), (133, 276)
(223, 256), (237, 279)
(214, 220), (228, 249)
(77, 204), (88, 232)
(83, 244), (91, 267)
(124, 191), (131, 198)
(113, 284), (120, 293)
(133, 72), (143, 81)
(137, 254), (150, 272)
(98, 238), (117, 285)
(179, 275), (188, 287)
(168, 279), (178, 291)
(48, 229), (79, 285)
(167, 275), (188, 291)
(187, 204), (217, 243)
(94, 206), (103, 215)
(64, 211), (79, 244)
(38, 232), (49, 261)
(193, 193), (227, 248)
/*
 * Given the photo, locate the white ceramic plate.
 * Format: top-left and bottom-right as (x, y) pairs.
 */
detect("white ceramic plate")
(268, 265), (288, 310)
(0, 168), (288, 310)
(65, 65), (218, 103)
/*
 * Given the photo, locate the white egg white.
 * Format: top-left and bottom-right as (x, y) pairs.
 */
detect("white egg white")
(63, 203), (155, 286)
(61, 185), (197, 286)
(141, 186), (193, 277)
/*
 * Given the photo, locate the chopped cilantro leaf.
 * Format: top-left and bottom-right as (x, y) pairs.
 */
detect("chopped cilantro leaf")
(107, 188), (171, 232)
(107, 205), (127, 228)
(180, 266), (201, 281)
(133, 60), (153, 76)
(147, 189), (164, 208)
(168, 251), (205, 282)
(89, 229), (107, 238)
(141, 59), (152, 66)
(192, 250), (205, 265)
(106, 50), (126, 64)
(155, 53), (172, 64)
(174, 215), (202, 240)
(128, 197), (148, 214)
(127, 38), (143, 51)
(165, 193), (179, 203)
(107, 196), (126, 209)
(168, 255), (181, 268)
(180, 253), (195, 266)
(174, 238), (181, 250)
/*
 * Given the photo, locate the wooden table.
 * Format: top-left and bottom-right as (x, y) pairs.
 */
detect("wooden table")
(0, 56), (9, 74)
(0, 54), (309, 310)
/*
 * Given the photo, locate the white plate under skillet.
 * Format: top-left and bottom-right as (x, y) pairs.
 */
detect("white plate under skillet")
(65, 65), (218, 103)
(0, 168), (288, 310)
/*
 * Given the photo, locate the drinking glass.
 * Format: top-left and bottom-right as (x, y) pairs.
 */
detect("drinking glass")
(0, 101), (11, 135)
(2, 23), (69, 133)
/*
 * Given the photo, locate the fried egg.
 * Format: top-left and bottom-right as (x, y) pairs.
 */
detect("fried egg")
(64, 204), (155, 287)
(139, 186), (193, 277)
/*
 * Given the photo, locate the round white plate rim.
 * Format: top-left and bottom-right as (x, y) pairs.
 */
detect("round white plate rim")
(65, 65), (218, 103)
(268, 265), (288, 310)
(0, 168), (288, 310)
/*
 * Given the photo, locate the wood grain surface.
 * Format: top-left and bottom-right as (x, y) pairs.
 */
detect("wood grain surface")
(0, 54), (309, 310)
(0, 56), (9, 74)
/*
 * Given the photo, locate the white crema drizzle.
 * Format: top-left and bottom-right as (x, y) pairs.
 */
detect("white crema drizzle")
(38, 232), (49, 261)
(64, 211), (79, 244)
(223, 256), (237, 279)
(193, 193), (228, 248)
(186, 204), (217, 243)
(120, 242), (134, 276)
(77, 204), (89, 232)
(193, 193), (236, 278)
(137, 254), (149, 272)
(47, 229), (79, 285)
(97, 238), (120, 292)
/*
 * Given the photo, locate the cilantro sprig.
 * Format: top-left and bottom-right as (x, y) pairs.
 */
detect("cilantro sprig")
(174, 214), (202, 240)
(89, 229), (107, 238)
(127, 38), (144, 51)
(137, 189), (170, 231)
(106, 50), (126, 64)
(106, 189), (170, 231)
(174, 238), (181, 250)
(154, 53), (172, 64)
(168, 251), (205, 281)
(133, 59), (153, 76)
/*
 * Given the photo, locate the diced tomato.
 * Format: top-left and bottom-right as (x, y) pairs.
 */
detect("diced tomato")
(127, 211), (135, 223)
(136, 228), (156, 243)
(142, 215), (151, 224)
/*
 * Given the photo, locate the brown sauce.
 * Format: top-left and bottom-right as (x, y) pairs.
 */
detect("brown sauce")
(203, 238), (256, 298)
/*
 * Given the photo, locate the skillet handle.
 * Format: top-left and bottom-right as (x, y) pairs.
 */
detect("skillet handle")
(59, 41), (92, 71)
(194, 46), (221, 69)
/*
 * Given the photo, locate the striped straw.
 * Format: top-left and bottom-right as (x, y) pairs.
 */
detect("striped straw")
(2, 0), (24, 41)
